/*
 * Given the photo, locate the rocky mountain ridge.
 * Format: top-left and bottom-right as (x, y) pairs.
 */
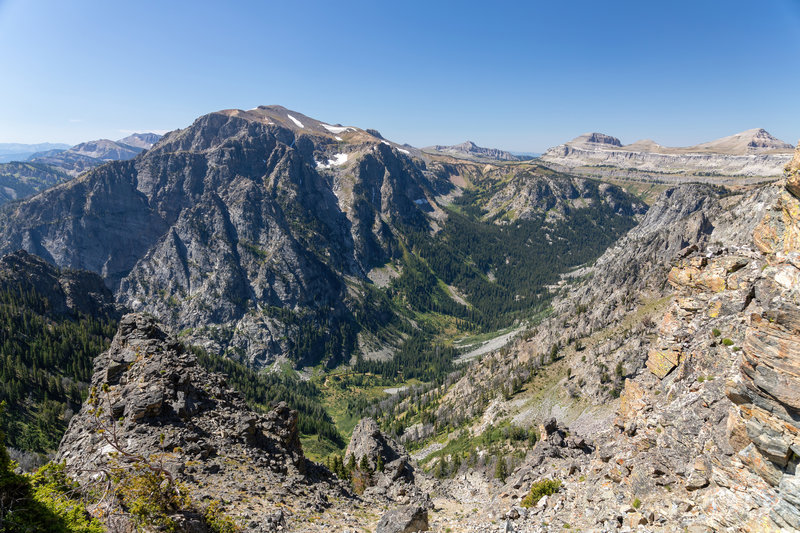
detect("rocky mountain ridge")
(541, 128), (795, 178)
(57, 313), (342, 531)
(0, 107), (445, 367)
(0, 105), (645, 369)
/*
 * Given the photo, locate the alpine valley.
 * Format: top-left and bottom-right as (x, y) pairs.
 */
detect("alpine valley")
(1, 104), (799, 533)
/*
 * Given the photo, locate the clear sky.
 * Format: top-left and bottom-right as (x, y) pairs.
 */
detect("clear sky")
(0, 0), (798, 152)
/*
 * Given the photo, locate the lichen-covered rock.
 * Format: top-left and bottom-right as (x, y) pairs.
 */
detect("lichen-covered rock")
(723, 150), (800, 529)
(646, 346), (682, 378)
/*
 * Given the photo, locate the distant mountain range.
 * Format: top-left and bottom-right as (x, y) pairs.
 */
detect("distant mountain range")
(1, 104), (800, 531)
(541, 128), (794, 177)
(0, 142), (71, 163)
(424, 140), (528, 162)
(28, 133), (162, 176)
(0, 132), (162, 206)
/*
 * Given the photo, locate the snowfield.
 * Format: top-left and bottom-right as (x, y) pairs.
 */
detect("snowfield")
(321, 123), (354, 134)
(316, 153), (349, 169)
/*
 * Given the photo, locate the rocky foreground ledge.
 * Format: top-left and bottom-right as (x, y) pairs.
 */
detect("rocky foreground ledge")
(55, 313), (434, 532)
(57, 313), (346, 532)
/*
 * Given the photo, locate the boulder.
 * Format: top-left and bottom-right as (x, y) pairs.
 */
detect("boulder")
(375, 505), (428, 533)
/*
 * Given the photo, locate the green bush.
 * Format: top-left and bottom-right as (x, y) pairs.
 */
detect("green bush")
(520, 479), (561, 508)
(632, 497), (642, 509)
(0, 439), (101, 532)
(494, 456), (508, 482)
(204, 500), (240, 533)
(722, 338), (734, 346)
(712, 328), (721, 337)
(112, 463), (190, 532)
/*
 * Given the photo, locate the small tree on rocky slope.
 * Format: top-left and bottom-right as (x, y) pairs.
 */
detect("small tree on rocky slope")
(76, 384), (238, 532)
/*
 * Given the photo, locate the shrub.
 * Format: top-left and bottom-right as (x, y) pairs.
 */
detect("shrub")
(632, 497), (642, 509)
(712, 328), (721, 337)
(494, 456), (508, 482)
(112, 463), (191, 532)
(722, 338), (734, 346)
(30, 463), (104, 533)
(0, 435), (102, 533)
(521, 479), (561, 508)
(204, 500), (240, 533)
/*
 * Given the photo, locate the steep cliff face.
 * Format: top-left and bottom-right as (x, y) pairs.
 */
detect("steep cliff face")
(723, 144), (800, 529)
(410, 174), (795, 530)
(0, 107), (446, 367)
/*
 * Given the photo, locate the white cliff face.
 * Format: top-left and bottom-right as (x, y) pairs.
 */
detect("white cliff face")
(541, 129), (794, 177)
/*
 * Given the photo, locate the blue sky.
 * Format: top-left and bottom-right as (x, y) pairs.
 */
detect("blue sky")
(0, 0), (798, 151)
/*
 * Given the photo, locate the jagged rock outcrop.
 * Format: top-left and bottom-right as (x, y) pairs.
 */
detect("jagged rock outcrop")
(724, 144), (800, 530)
(505, 419), (593, 491)
(346, 418), (410, 475)
(57, 313), (345, 531)
(345, 418), (430, 506)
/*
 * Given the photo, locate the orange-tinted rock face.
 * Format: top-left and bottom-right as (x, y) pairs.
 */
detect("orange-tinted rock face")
(788, 173), (800, 199)
(742, 314), (800, 412)
(786, 142), (800, 198)
(646, 346), (682, 378)
(727, 151), (800, 529)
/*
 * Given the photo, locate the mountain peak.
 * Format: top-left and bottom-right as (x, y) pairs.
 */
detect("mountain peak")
(691, 127), (793, 154)
(207, 105), (400, 149)
(569, 132), (623, 147)
(427, 140), (521, 161)
(117, 132), (162, 150)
